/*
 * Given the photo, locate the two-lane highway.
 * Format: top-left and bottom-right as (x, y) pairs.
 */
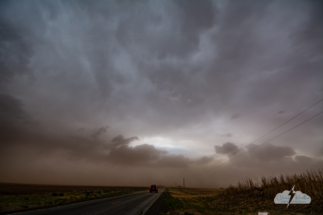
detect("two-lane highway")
(12, 188), (165, 215)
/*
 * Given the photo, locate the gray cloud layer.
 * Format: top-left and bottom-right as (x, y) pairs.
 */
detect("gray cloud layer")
(0, 0), (322, 187)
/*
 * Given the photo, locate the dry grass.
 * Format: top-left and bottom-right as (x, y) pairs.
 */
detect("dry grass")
(225, 169), (323, 199)
(214, 169), (323, 214)
(161, 169), (323, 215)
(160, 188), (221, 215)
(169, 188), (220, 199)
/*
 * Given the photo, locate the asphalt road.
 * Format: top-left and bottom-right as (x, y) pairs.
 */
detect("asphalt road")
(12, 188), (165, 215)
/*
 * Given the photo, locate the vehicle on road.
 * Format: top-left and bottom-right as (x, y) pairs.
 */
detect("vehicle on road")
(149, 185), (158, 193)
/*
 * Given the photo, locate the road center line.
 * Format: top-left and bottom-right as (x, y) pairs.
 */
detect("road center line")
(111, 201), (122, 205)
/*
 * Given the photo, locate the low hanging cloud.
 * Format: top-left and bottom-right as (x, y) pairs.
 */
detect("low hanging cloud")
(213, 142), (323, 185)
(247, 143), (295, 162)
(294, 155), (314, 163)
(0, 94), (213, 170)
(90, 126), (110, 138)
(106, 135), (213, 168)
(0, 94), (38, 143)
(110, 135), (140, 148)
(107, 143), (162, 166)
(215, 142), (238, 155)
(0, 93), (28, 121)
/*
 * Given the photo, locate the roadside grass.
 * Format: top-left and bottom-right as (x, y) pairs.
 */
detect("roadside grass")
(159, 188), (218, 215)
(160, 169), (323, 215)
(0, 187), (147, 213)
(221, 169), (323, 214)
(225, 169), (323, 199)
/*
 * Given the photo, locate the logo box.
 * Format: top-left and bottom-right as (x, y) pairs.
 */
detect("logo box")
(274, 185), (311, 208)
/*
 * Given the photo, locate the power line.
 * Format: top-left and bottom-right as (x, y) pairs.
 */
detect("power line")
(196, 110), (323, 176)
(191, 98), (323, 176)
(242, 98), (323, 146)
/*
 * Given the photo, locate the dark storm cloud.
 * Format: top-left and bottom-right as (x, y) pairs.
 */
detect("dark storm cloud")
(115, 0), (217, 60)
(110, 135), (140, 147)
(0, 93), (206, 171)
(170, 0), (217, 58)
(288, 0), (323, 53)
(0, 27), (32, 82)
(0, 94), (27, 121)
(0, 2), (33, 83)
(0, 104), (213, 174)
(202, 1), (323, 111)
(90, 126), (109, 139)
(0, 0), (322, 187)
(215, 142), (238, 155)
(0, 94), (40, 143)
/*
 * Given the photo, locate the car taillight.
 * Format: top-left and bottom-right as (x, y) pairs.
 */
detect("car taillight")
(156, 187), (158, 189)
(150, 187), (151, 189)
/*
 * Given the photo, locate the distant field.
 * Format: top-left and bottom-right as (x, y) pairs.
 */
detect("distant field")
(0, 183), (147, 214)
(168, 187), (221, 199)
(160, 170), (323, 215)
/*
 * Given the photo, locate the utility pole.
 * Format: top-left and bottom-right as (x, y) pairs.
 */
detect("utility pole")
(183, 177), (185, 188)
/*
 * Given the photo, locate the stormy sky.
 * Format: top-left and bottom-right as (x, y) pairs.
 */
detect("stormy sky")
(0, 0), (322, 187)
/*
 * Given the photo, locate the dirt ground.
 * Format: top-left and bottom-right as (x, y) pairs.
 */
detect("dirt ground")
(0, 183), (147, 214)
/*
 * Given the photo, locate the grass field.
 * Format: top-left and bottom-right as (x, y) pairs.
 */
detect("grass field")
(159, 169), (323, 215)
(0, 183), (147, 214)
